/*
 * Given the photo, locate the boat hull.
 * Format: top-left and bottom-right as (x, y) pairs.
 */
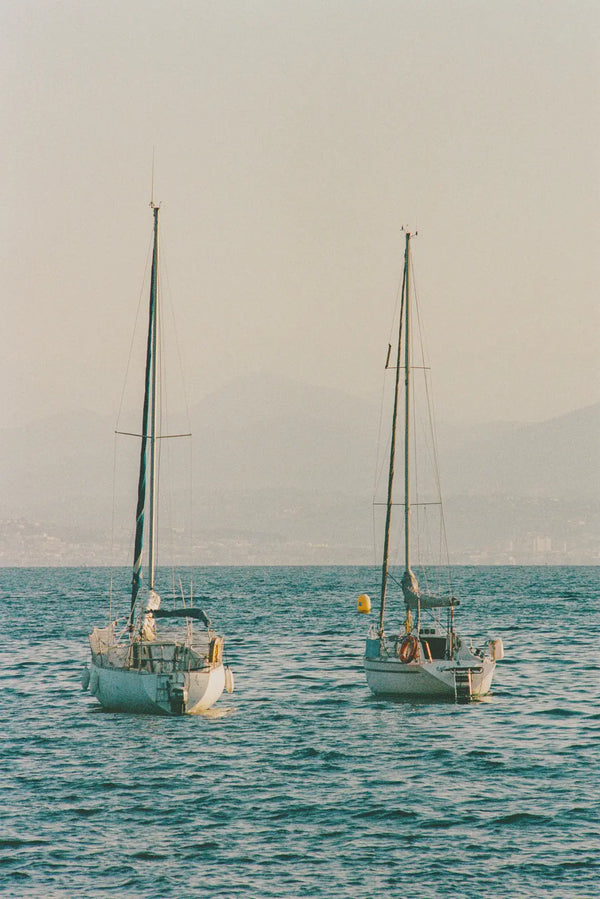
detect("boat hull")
(89, 660), (225, 716)
(364, 655), (495, 701)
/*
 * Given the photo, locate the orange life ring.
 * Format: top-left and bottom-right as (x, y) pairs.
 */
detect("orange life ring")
(398, 634), (419, 664)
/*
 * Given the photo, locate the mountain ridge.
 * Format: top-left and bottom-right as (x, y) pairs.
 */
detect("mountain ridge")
(0, 375), (597, 564)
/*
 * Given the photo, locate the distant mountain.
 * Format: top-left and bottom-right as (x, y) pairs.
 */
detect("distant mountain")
(438, 403), (600, 502)
(0, 409), (115, 524)
(190, 373), (378, 493)
(0, 376), (597, 564)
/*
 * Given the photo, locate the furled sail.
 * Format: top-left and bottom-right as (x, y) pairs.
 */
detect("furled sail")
(401, 569), (458, 610)
(141, 590), (161, 641)
(130, 206), (159, 624)
(153, 608), (212, 626)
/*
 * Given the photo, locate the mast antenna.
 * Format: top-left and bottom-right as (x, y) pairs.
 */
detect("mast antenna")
(150, 148), (156, 209)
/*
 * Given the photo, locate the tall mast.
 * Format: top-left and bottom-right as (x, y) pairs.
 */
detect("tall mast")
(378, 231), (410, 633)
(129, 204), (159, 625)
(147, 204), (159, 590)
(404, 232), (411, 573)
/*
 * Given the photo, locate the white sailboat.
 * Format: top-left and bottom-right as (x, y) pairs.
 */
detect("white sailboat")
(84, 202), (233, 715)
(360, 231), (503, 701)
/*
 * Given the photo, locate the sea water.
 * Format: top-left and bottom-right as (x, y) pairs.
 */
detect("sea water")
(0, 566), (598, 898)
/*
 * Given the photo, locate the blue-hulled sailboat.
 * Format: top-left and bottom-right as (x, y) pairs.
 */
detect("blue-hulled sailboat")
(84, 202), (233, 715)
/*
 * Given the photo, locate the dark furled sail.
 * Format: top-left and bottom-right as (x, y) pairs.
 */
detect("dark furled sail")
(129, 205), (159, 625)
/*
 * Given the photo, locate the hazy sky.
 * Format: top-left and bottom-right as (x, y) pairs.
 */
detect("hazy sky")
(3, 0), (599, 428)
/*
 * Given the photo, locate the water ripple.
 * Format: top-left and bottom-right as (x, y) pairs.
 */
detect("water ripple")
(0, 565), (598, 898)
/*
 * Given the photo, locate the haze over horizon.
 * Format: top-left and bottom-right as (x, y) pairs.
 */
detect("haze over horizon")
(3, 1), (599, 433)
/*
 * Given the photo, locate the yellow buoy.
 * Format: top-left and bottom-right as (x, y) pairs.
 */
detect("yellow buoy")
(357, 594), (371, 614)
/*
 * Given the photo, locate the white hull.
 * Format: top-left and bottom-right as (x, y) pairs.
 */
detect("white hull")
(365, 655), (496, 701)
(89, 658), (225, 715)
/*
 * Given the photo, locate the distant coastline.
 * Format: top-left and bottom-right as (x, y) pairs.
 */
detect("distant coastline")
(0, 384), (598, 568)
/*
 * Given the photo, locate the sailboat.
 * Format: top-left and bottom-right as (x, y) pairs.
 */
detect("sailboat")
(84, 202), (233, 715)
(360, 231), (503, 701)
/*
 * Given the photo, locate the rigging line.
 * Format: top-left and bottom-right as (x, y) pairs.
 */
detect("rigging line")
(372, 501), (378, 567)
(410, 365), (424, 580)
(372, 314), (401, 567)
(373, 501), (441, 506)
(373, 260), (408, 498)
(387, 567), (408, 595)
(160, 244), (190, 595)
(388, 263), (406, 348)
(155, 223), (194, 581)
(411, 252), (453, 594)
(372, 369), (390, 498)
(438, 509), (445, 595)
(188, 431), (194, 572)
(422, 343), (453, 586)
(115, 230), (154, 431)
(411, 299), (440, 592)
(159, 231), (194, 435)
(413, 261), (453, 596)
(163, 227), (195, 577)
(109, 430), (120, 621)
(163, 393), (182, 595)
(412, 266), (437, 481)
(425, 508), (436, 594)
(158, 277), (172, 583)
(411, 252), (432, 374)
(115, 431), (192, 439)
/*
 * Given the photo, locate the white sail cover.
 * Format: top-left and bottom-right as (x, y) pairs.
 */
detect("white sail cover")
(146, 590), (161, 611)
(141, 590), (161, 641)
(401, 569), (458, 610)
(89, 622), (116, 655)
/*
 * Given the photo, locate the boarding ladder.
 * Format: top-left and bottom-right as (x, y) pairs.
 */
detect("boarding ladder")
(454, 668), (472, 703)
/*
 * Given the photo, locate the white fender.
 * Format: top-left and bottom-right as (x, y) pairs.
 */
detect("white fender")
(89, 667), (100, 696)
(489, 638), (504, 661)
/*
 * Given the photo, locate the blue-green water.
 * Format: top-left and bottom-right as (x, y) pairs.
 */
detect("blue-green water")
(1, 566), (598, 898)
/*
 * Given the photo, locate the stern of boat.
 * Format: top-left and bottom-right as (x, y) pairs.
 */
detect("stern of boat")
(86, 625), (233, 716)
(364, 629), (501, 702)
